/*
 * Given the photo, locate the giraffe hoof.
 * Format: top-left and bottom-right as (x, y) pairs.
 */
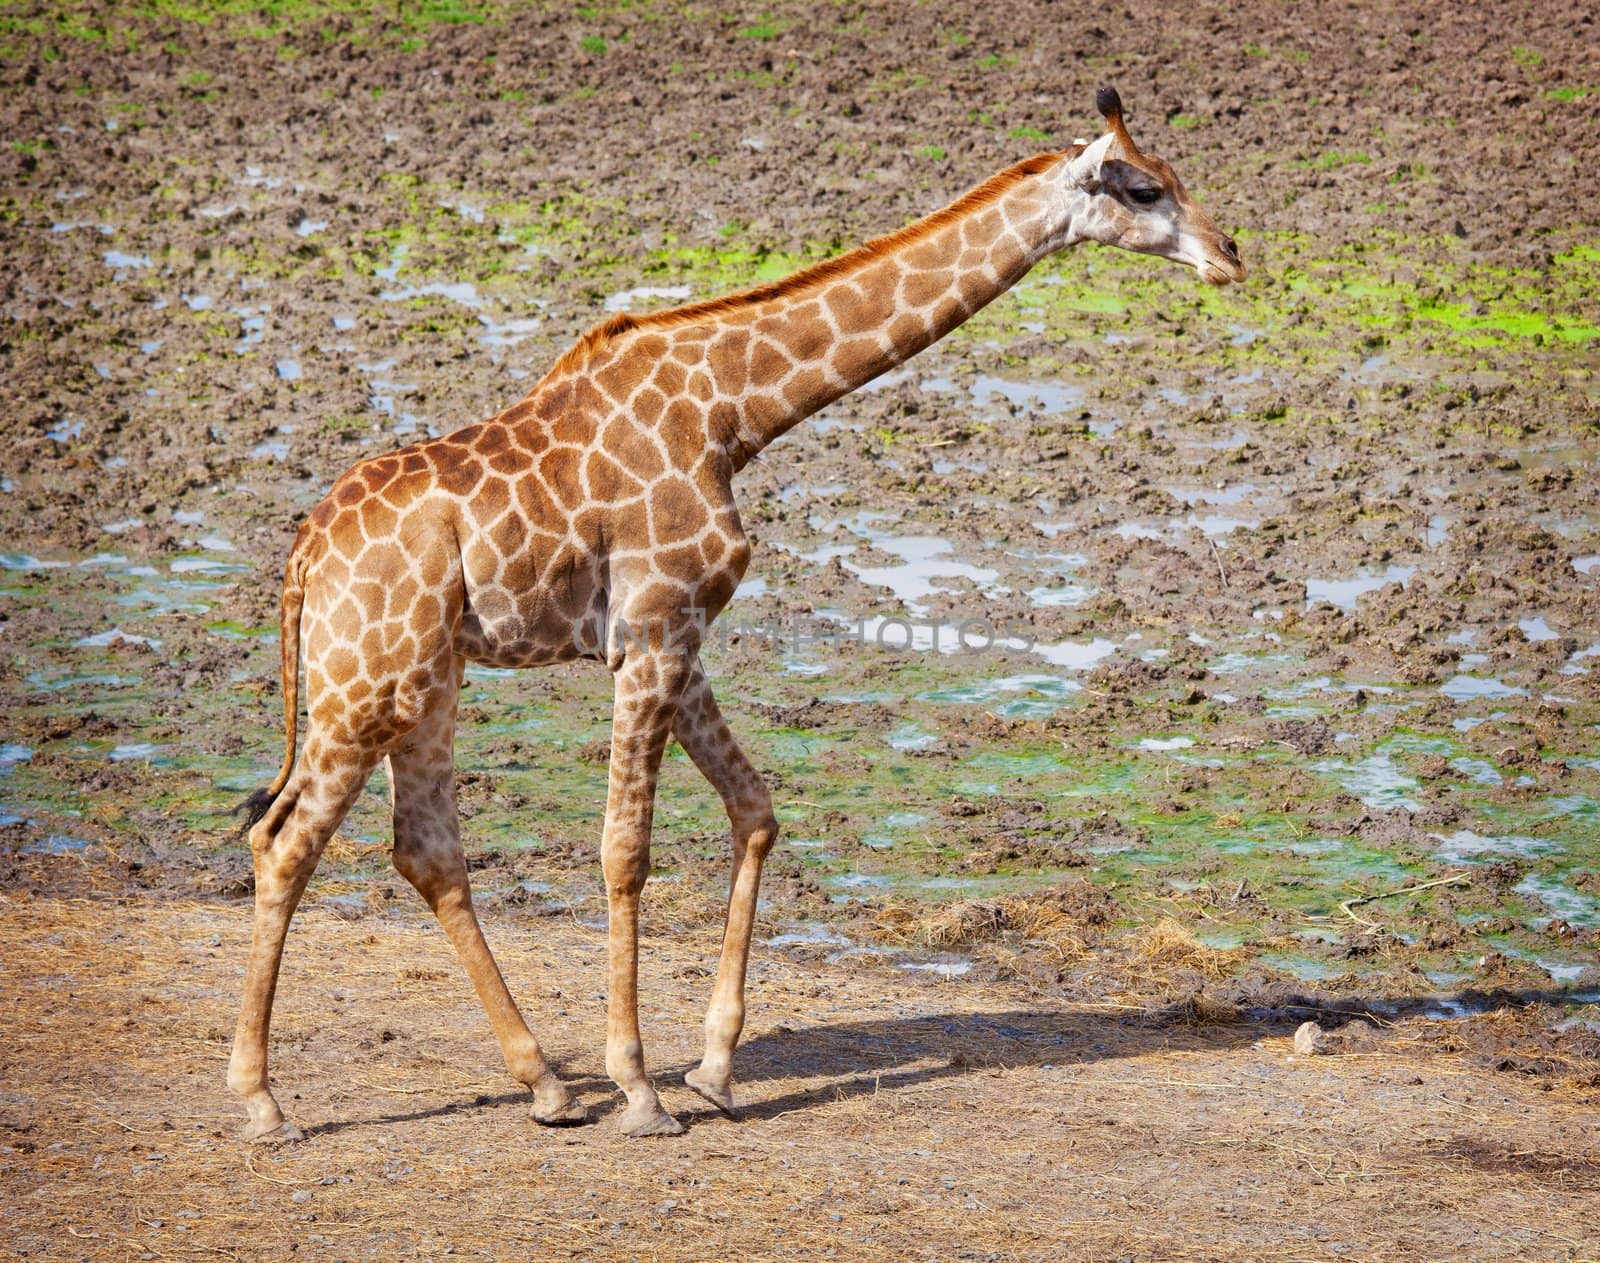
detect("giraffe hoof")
(243, 1119), (305, 1145)
(531, 1096), (591, 1127)
(684, 1067), (740, 1119)
(616, 1101), (685, 1138)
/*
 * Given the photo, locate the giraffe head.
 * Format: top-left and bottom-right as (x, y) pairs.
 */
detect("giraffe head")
(1059, 87), (1245, 286)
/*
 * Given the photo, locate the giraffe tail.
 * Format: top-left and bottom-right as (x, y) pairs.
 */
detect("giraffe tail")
(235, 542), (308, 832)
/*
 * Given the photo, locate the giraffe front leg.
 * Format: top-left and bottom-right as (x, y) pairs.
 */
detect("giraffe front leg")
(673, 657), (778, 1118)
(602, 649), (691, 1137)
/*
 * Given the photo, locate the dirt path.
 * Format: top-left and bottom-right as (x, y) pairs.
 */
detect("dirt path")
(3, 886), (1596, 1262)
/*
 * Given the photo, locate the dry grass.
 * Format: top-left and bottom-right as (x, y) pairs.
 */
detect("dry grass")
(1127, 916), (1240, 978)
(872, 891), (1094, 961)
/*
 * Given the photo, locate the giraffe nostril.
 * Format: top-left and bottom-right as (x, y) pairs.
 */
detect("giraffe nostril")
(1220, 235), (1240, 263)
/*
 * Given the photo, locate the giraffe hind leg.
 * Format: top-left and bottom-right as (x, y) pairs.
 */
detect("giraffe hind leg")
(387, 660), (588, 1126)
(227, 737), (378, 1143)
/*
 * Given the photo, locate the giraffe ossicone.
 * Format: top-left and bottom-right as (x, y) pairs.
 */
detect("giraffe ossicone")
(228, 87), (1244, 1142)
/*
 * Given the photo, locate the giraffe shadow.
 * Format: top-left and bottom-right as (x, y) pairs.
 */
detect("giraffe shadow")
(693, 1003), (1254, 1123)
(675, 984), (1594, 1124)
(303, 1071), (619, 1139)
(303, 987), (1586, 1137)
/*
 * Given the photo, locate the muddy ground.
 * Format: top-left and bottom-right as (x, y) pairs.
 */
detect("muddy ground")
(2, 1), (1598, 1259)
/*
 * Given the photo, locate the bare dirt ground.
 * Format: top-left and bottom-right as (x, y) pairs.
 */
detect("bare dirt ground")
(4, 887), (1599, 1262)
(2, 0), (1599, 1258)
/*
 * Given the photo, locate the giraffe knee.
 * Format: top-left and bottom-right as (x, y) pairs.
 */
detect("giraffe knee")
(748, 813), (779, 860)
(735, 786), (778, 860)
(391, 838), (428, 888)
(601, 838), (650, 898)
(250, 829), (323, 904)
(393, 829), (464, 904)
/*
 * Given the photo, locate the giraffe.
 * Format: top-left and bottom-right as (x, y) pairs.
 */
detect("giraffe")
(229, 87), (1244, 1142)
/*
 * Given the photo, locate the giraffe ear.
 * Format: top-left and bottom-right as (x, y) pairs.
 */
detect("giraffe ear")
(1066, 132), (1115, 187)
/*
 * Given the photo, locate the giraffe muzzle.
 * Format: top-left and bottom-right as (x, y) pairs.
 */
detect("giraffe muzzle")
(1201, 234), (1246, 286)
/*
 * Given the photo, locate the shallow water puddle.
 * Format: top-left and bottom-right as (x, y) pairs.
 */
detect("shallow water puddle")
(1310, 753), (1422, 811)
(478, 312), (544, 352)
(604, 284), (691, 313)
(1207, 649), (1299, 675)
(380, 279), (482, 307)
(1514, 875), (1600, 928)
(1258, 952), (1351, 982)
(916, 673), (1079, 716)
(24, 670), (143, 695)
(1025, 578), (1096, 607)
(169, 554), (248, 577)
(356, 357), (422, 423)
(827, 872), (892, 900)
(1561, 642), (1599, 675)
(1304, 565), (1416, 611)
(764, 923), (851, 949)
(969, 373), (1083, 413)
(862, 809), (929, 850)
(1, 553), (67, 573)
(899, 958), (973, 979)
(1160, 482), (1258, 507)
(1429, 829), (1557, 863)
(1534, 794), (1599, 825)
(1449, 756), (1505, 787)
(1020, 635), (1121, 671)
(102, 249), (151, 273)
(1518, 615), (1559, 642)
(20, 834), (94, 856)
(74, 627), (162, 649)
(1268, 674), (1400, 704)
(107, 741), (165, 764)
(842, 534), (999, 613)
(1184, 430), (1251, 451)
(886, 721), (939, 751)
(1113, 511), (1260, 541)
(1492, 941), (1599, 986)
(1440, 674), (1527, 702)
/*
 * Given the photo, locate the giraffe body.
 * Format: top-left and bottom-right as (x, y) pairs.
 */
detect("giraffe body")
(230, 88), (1244, 1141)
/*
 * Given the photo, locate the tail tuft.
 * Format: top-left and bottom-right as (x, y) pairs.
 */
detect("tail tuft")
(232, 537), (308, 841)
(234, 786), (279, 833)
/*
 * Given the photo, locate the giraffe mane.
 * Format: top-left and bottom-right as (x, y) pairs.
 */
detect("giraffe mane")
(546, 149), (1079, 378)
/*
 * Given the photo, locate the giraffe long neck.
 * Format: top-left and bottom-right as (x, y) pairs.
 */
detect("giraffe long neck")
(697, 157), (1071, 470)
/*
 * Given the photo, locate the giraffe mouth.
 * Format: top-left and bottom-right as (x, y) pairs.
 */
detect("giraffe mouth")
(1199, 233), (1246, 286)
(1199, 257), (1246, 286)
(1176, 229), (1245, 286)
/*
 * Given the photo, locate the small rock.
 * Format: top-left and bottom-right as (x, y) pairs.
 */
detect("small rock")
(1293, 1020), (1330, 1056)
(291, 1189), (313, 1204)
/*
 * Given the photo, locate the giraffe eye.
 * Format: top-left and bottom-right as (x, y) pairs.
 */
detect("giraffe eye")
(1129, 186), (1163, 205)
